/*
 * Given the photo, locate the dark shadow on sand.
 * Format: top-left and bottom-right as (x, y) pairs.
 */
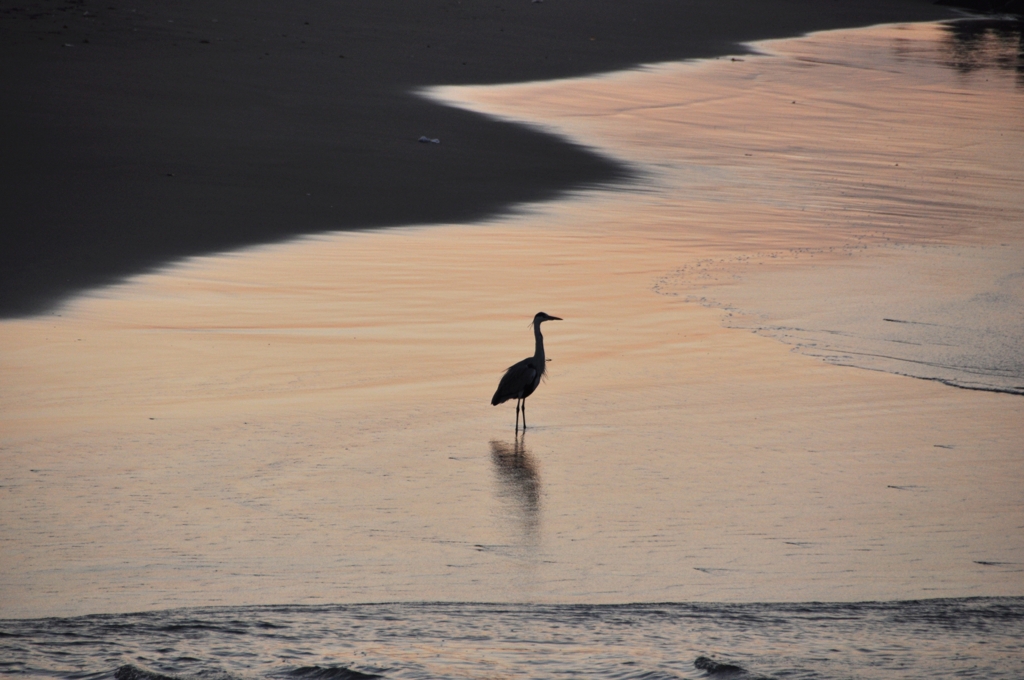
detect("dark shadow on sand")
(0, 0), (960, 317)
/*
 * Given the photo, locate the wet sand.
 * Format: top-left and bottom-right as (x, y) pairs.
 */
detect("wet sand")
(0, 0), (958, 316)
(429, 20), (1024, 394)
(2, 21), (1022, 619)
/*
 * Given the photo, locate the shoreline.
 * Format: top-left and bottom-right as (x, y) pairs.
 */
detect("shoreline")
(3, 593), (1021, 624)
(0, 0), (959, 317)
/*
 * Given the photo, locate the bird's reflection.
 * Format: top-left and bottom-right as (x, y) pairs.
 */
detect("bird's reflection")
(489, 436), (541, 545)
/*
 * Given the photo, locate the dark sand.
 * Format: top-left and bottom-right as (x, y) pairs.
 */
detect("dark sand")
(0, 0), (961, 317)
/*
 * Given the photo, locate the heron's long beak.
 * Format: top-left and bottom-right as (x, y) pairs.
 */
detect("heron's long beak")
(549, 315), (563, 321)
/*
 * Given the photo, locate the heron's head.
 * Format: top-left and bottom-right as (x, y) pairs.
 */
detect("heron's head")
(533, 312), (563, 326)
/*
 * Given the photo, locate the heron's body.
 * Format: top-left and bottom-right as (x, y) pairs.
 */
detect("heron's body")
(492, 312), (562, 431)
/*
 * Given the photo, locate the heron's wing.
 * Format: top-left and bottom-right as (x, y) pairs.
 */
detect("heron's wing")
(491, 358), (538, 405)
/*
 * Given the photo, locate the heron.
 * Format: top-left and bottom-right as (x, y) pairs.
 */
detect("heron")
(491, 312), (562, 431)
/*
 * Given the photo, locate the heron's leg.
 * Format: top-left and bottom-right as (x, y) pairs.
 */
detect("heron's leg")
(515, 399), (521, 432)
(522, 399), (527, 430)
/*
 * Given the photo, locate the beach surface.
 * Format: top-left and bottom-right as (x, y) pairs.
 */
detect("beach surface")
(0, 0), (958, 316)
(2, 19), (1022, 619)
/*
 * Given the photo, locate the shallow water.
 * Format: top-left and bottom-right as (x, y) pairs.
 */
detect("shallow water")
(426, 20), (1024, 395)
(1, 20), (1022, 621)
(663, 242), (1024, 394)
(3, 599), (1024, 679)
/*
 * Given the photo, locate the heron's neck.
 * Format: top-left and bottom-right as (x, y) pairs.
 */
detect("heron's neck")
(533, 323), (546, 368)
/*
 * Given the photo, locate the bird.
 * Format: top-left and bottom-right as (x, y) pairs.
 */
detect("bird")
(491, 312), (562, 431)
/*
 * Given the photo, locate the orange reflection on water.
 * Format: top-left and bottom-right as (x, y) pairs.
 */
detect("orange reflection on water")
(1, 21), (1022, 618)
